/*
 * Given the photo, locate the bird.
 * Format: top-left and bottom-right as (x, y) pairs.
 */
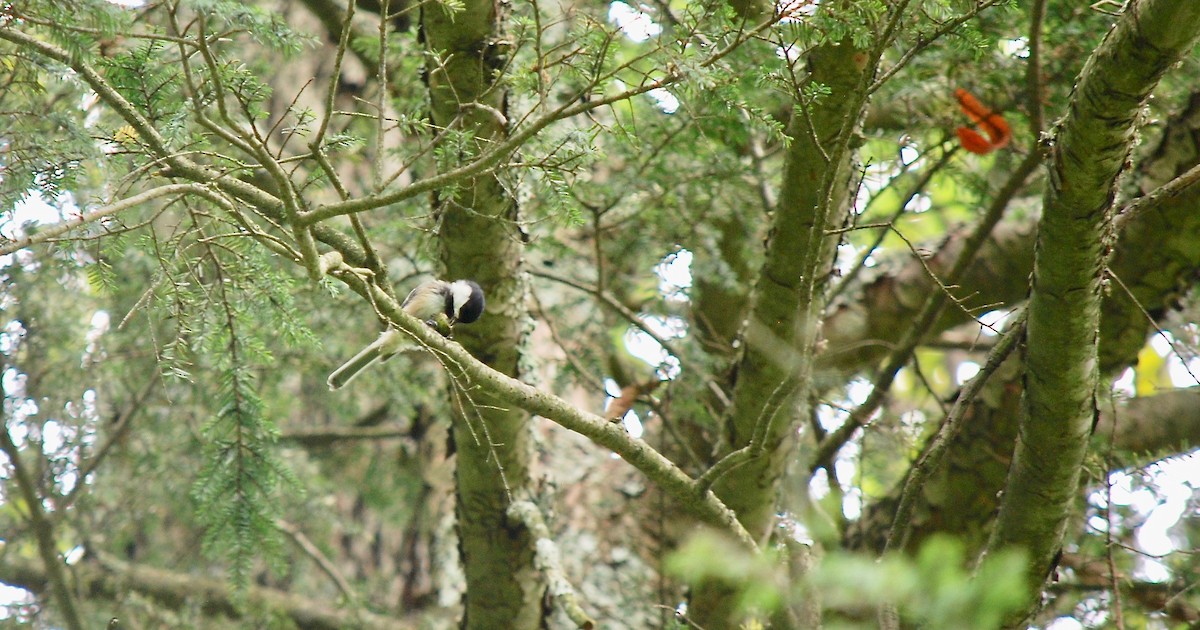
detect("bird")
(326, 279), (485, 390)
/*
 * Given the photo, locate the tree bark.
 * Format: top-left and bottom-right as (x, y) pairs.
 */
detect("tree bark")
(714, 40), (866, 541)
(986, 2), (1200, 622)
(690, 39), (869, 626)
(421, 2), (542, 626)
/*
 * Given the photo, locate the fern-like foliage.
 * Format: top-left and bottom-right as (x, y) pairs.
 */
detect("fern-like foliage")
(188, 277), (301, 589)
(100, 41), (183, 126)
(192, 360), (292, 589)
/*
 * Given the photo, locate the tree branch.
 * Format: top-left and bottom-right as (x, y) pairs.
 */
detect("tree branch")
(532, 269), (694, 375)
(299, 14), (782, 225)
(0, 26), (374, 270)
(276, 519), (357, 605)
(986, 1), (1200, 617)
(814, 151), (1041, 469)
(0, 418), (86, 630)
(330, 270), (757, 549)
(0, 184), (212, 256)
(52, 377), (157, 521)
(280, 424), (410, 446)
(883, 310), (1026, 554)
(507, 501), (596, 629)
(1098, 388), (1200, 462)
(0, 552), (411, 630)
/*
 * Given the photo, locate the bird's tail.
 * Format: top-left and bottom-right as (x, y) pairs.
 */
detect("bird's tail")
(327, 330), (406, 390)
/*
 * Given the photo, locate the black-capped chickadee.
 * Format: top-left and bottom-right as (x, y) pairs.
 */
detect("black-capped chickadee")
(327, 279), (485, 390)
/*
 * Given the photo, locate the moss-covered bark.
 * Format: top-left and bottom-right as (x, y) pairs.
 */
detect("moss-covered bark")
(421, 3), (541, 627)
(986, 1), (1200, 621)
(712, 41), (865, 541)
(688, 40), (868, 627)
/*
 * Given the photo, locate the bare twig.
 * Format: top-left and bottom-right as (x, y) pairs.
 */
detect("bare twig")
(1114, 160), (1200, 230)
(532, 269), (692, 374)
(828, 146), (958, 303)
(276, 519), (357, 605)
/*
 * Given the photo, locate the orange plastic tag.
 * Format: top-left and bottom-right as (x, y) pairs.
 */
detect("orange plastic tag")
(954, 88), (1011, 154)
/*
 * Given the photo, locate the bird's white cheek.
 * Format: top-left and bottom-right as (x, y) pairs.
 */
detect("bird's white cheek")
(450, 283), (473, 314)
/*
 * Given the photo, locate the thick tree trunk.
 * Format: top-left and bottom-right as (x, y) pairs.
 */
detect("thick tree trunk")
(713, 40), (864, 540)
(689, 40), (868, 627)
(422, 3), (542, 627)
(986, 2), (1200, 623)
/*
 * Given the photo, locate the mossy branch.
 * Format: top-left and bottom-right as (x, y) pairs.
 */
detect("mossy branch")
(330, 269), (758, 550)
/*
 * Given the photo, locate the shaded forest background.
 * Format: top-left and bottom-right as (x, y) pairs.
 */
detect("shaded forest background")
(2, 0), (1200, 628)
